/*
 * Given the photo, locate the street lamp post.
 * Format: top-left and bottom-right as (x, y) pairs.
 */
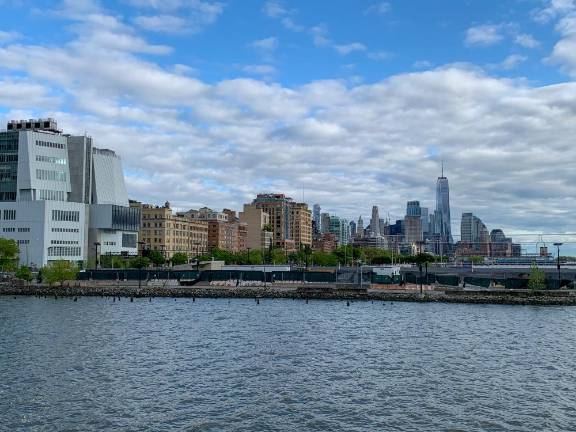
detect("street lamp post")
(554, 242), (563, 289)
(94, 242), (101, 270)
(137, 241), (146, 290)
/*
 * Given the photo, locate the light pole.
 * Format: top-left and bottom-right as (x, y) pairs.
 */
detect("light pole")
(94, 242), (101, 270)
(137, 241), (146, 290)
(554, 242), (563, 288)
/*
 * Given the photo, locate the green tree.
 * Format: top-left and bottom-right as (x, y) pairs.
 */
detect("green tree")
(15, 265), (33, 282)
(0, 237), (19, 271)
(528, 262), (546, 292)
(148, 250), (165, 267)
(42, 260), (79, 286)
(130, 256), (150, 269)
(413, 252), (436, 265)
(311, 251), (338, 266)
(170, 252), (188, 266)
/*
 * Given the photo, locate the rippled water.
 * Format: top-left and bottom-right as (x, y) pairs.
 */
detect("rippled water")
(1, 296), (576, 431)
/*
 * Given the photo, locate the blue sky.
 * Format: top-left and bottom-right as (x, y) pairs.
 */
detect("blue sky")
(1, 0), (576, 252)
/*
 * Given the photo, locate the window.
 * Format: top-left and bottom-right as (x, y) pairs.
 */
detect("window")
(36, 169), (67, 182)
(122, 233), (137, 248)
(3, 227), (15, 232)
(51, 227), (79, 233)
(17, 240), (30, 245)
(38, 190), (65, 201)
(36, 140), (65, 150)
(48, 246), (81, 257)
(51, 210), (80, 222)
(51, 240), (79, 245)
(3, 209), (16, 220)
(36, 155), (67, 165)
(17, 227), (30, 232)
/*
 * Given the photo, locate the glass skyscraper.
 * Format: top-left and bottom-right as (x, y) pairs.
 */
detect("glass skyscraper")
(435, 168), (453, 246)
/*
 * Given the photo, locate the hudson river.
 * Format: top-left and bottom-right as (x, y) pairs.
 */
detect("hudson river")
(1, 296), (576, 431)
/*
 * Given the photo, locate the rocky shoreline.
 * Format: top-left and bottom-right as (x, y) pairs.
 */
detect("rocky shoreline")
(2, 283), (576, 306)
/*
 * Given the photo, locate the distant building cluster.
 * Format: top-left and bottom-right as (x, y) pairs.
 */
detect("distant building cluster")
(312, 165), (521, 260)
(0, 118), (524, 267)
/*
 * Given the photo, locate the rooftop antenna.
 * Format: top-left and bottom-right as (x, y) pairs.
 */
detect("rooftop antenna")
(441, 159), (444, 177)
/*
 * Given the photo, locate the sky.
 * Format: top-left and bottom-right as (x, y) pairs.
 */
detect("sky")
(1, 0), (576, 253)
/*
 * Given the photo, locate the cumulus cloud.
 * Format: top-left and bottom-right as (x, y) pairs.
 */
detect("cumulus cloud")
(334, 43), (367, 55)
(365, 2), (391, 15)
(133, 15), (188, 33)
(465, 24), (504, 46)
(2, 2), (576, 240)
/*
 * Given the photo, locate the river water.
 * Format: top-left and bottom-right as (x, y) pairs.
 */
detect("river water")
(1, 296), (575, 431)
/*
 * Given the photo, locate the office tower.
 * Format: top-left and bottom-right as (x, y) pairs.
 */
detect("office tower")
(251, 193), (312, 251)
(239, 204), (272, 251)
(460, 212), (490, 254)
(357, 216), (364, 238)
(329, 216), (343, 245)
(320, 212), (331, 234)
(313, 204), (321, 233)
(421, 207), (429, 235)
(370, 205), (380, 237)
(404, 215), (423, 244)
(406, 201), (421, 217)
(435, 165), (453, 246)
(0, 118), (139, 266)
(349, 220), (356, 237)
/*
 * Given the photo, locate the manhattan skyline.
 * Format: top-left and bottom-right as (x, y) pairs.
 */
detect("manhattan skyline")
(0, 0), (575, 239)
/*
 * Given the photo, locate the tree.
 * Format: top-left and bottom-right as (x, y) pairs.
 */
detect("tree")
(413, 253), (436, 265)
(42, 260), (79, 286)
(148, 250), (165, 267)
(15, 265), (33, 282)
(171, 252), (188, 266)
(528, 262), (546, 292)
(130, 256), (150, 269)
(0, 238), (19, 271)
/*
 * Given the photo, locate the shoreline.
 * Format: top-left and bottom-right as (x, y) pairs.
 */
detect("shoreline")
(2, 283), (576, 306)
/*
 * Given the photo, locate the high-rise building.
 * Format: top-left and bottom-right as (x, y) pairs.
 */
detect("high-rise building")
(349, 220), (356, 238)
(370, 206), (380, 237)
(0, 118), (140, 266)
(404, 215), (423, 245)
(320, 212), (331, 234)
(312, 204), (321, 234)
(460, 212), (490, 256)
(357, 216), (364, 238)
(406, 201), (421, 217)
(421, 207), (429, 235)
(239, 204), (272, 251)
(251, 193), (311, 252)
(435, 165), (453, 248)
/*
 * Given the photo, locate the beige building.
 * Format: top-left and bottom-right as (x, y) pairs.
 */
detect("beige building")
(180, 207), (246, 253)
(133, 201), (208, 259)
(239, 204), (273, 251)
(249, 193), (312, 252)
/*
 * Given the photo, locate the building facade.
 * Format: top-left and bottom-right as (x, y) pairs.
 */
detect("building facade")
(136, 202), (208, 260)
(0, 118), (139, 267)
(239, 204), (272, 252)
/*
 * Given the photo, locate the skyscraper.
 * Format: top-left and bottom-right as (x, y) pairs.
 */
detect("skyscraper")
(357, 216), (364, 238)
(435, 164), (453, 246)
(370, 205), (380, 237)
(406, 201), (421, 216)
(312, 204), (321, 233)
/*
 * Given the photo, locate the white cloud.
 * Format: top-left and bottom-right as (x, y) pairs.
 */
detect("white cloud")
(498, 54), (528, 70)
(249, 37), (278, 52)
(263, 1), (288, 18)
(3, 7), (576, 236)
(134, 15), (188, 33)
(532, 0), (575, 23)
(367, 51), (392, 61)
(465, 24), (504, 46)
(0, 31), (20, 44)
(514, 33), (540, 48)
(365, 2), (391, 15)
(334, 43), (367, 55)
